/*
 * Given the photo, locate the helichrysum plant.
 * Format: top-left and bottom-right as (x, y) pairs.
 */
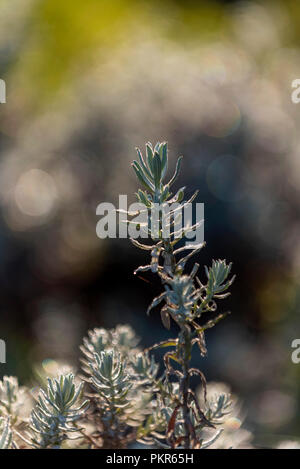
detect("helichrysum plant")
(80, 325), (158, 448)
(0, 418), (12, 449)
(124, 142), (235, 448)
(0, 142), (255, 449)
(27, 374), (88, 449)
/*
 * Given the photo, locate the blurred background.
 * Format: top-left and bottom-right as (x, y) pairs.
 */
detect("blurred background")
(0, 0), (300, 447)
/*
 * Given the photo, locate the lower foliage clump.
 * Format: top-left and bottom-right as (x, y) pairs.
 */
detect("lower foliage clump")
(0, 324), (252, 449)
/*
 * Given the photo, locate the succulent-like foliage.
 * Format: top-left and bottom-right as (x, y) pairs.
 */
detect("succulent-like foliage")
(79, 326), (158, 448)
(0, 377), (19, 415)
(80, 325), (139, 373)
(127, 142), (235, 448)
(90, 350), (132, 410)
(0, 375), (32, 448)
(28, 374), (88, 449)
(205, 259), (235, 299)
(0, 418), (12, 449)
(130, 352), (159, 384)
(198, 382), (253, 449)
(0, 376), (29, 421)
(128, 144), (203, 278)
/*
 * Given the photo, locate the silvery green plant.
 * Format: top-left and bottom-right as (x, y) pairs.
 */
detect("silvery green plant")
(0, 375), (32, 448)
(0, 323), (247, 450)
(0, 377), (19, 416)
(125, 142), (235, 448)
(0, 376), (30, 423)
(0, 418), (12, 449)
(27, 374), (88, 449)
(80, 325), (158, 448)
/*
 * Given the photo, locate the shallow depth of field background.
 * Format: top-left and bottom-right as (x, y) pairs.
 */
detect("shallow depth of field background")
(0, 0), (300, 447)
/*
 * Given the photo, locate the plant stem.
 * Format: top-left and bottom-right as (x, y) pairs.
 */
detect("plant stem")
(181, 327), (191, 449)
(162, 238), (192, 448)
